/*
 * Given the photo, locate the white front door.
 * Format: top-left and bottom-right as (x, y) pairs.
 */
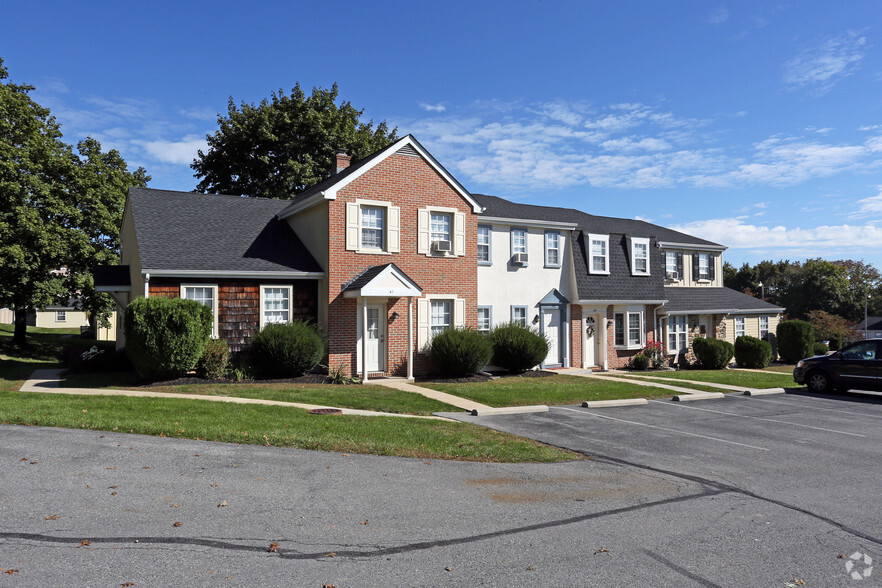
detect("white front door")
(585, 316), (597, 367)
(365, 305), (384, 373)
(542, 308), (561, 367)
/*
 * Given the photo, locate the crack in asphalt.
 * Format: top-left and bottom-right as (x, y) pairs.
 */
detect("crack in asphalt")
(640, 548), (722, 588)
(0, 488), (725, 559)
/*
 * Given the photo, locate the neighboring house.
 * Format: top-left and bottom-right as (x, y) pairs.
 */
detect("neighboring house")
(0, 303), (116, 341)
(97, 134), (783, 376)
(854, 317), (882, 339)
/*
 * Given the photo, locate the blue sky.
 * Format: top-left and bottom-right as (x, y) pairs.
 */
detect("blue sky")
(5, 1), (882, 269)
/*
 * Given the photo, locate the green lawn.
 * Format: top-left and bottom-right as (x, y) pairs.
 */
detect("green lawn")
(0, 391), (579, 463)
(421, 373), (677, 407)
(623, 369), (799, 389)
(0, 327), (579, 462)
(61, 372), (458, 416)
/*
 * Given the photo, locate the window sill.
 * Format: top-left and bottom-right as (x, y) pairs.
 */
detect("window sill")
(588, 270), (610, 276)
(478, 261), (492, 266)
(630, 272), (651, 277)
(544, 264), (562, 269)
(614, 345), (644, 351)
(356, 249), (392, 255)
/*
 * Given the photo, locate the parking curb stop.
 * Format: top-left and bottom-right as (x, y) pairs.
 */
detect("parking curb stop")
(672, 392), (725, 402)
(582, 399), (648, 408)
(744, 388), (786, 396)
(470, 405), (548, 416)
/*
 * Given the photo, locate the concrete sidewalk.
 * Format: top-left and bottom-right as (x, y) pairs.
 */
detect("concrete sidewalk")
(555, 368), (724, 401)
(604, 371), (786, 395)
(366, 377), (548, 416)
(19, 369), (448, 420)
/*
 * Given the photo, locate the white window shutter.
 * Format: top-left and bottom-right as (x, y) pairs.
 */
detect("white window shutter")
(417, 209), (429, 254)
(388, 205), (400, 253)
(454, 298), (465, 328)
(417, 298), (430, 349)
(345, 203), (359, 251)
(453, 212), (466, 256)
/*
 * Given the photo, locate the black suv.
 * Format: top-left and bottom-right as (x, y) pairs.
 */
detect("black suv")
(793, 339), (882, 393)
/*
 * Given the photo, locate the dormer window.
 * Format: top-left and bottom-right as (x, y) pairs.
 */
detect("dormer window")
(693, 252), (715, 281)
(588, 234), (609, 274)
(631, 237), (650, 276)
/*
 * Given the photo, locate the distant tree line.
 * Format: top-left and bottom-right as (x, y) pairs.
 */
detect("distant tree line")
(724, 258), (881, 344)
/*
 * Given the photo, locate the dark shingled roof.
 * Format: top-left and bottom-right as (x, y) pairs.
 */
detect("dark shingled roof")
(128, 187), (322, 274)
(855, 317), (882, 332)
(663, 287), (784, 313)
(473, 193), (720, 302)
(342, 263), (422, 293)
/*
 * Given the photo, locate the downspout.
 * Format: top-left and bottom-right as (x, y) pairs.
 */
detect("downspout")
(143, 273), (150, 299)
(362, 297), (369, 383)
(407, 296), (414, 381)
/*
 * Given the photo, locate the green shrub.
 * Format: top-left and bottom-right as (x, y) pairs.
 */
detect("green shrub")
(734, 335), (773, 368)
(630, 353), (650, 371)
(776, 320), (815, 363)
(642, 341), (668, 369)
(124, 297), (212, 380)
(692, 337), (734, 369)
(428, 327), (493, 377)
(812, 342), (829, 356)
(249, 321), (326, 378)
(488, 322), (549, 372)
(196, 338), (231, 379)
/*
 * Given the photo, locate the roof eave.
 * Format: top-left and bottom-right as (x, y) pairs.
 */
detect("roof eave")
(142, 269), (325, 279)
(658, 240), (727, 251)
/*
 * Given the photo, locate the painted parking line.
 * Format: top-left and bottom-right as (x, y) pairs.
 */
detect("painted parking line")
(648, 400), (866, 437)
(552, 406), (769, 451)
(732, 394), (882, 420)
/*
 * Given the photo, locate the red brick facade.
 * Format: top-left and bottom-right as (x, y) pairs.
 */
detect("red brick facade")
(148, 277), (318, 355)
(325, 152), (478, 377)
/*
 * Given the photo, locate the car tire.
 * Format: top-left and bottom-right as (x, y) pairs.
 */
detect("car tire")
(807, 371), (831, 393)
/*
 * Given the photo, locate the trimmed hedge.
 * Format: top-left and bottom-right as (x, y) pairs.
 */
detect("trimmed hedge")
(692, 337), (735, 369)
(734, 335), (773, 369)
(249, 321), (326, 378)
(776, 320), (815, 363)
(124, 297), (212, 379)
(428, 327), (493, 376)
(196, 338), (231, 379)
(488, 322), (549, 373)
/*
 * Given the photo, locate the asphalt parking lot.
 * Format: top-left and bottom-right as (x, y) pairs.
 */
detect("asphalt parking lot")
(1, 390), (880, 587)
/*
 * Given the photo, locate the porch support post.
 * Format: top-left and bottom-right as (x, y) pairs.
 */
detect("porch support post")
(407, 296), (414, 381)
(602, 315), (609, 371)
(361, 297), (369, 383)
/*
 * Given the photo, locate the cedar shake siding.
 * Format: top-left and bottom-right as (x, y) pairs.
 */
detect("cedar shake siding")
(149, 278), (318, 355)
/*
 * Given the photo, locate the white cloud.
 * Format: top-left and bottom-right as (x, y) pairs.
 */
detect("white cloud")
(853, 187), (882, 217)
(708, 7), (729, 25)
(419, 102), (447, 113)
(783, 31), (866, 95)
(669, 217), (882, 258)
(132, 135), (207, 165)
(179, 107), (218, 120)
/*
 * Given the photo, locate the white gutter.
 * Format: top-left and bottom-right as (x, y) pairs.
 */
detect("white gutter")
(479, 216), (578, 230)
(141, 269), (325, 279)
(663, 308), (784, 316)
(658, 240), (727, 252)
(577, 299), (668, 306)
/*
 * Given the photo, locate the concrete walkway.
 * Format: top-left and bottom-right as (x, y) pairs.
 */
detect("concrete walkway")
(605, 371), (787, 395)
(365, 377), (492, 412)
(19, 369), (448, 420)
(555, 367), (725, 401)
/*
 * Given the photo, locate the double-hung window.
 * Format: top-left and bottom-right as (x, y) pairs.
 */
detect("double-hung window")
(511, 228), (527, 255)
(511, 306), (528, 327)
(430, 300), (451, 337)
(734, 316), (746, 338)
(261, 286), (291, 327)
(55, 310), (66, 322)
(664, 251), (683, 280)
(545, 231), (561, 267)
(182, 284), (218, 337)
(430, 212), (452, 243)
(614, 310), (643, 348)
(694, 253), (715, 281)
(360, 206), (385, 249)
(477, 225), (491, 264)
(631, 237), (650, 275)
(588, 234), (609, 274)
(668, 316), (687, 352)
(477, 307), (492, 333)
(759, 316), (769, 339)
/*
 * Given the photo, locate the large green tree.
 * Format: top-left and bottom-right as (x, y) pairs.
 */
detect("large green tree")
(0, 58), (148, 345)
(192, 83), (397, 199)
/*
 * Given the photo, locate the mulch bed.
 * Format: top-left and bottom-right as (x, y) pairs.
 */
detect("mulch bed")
(141, 373), (329, 387)
(417, 370), (556, 384)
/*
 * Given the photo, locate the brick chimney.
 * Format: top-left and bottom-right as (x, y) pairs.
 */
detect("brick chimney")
(335, 150), (351, 174)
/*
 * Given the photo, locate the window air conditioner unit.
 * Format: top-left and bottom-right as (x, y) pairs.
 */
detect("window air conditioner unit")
(432, 240), (452, 253)
(512, 253), (529, 265)
(666, 271), (679, 280)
